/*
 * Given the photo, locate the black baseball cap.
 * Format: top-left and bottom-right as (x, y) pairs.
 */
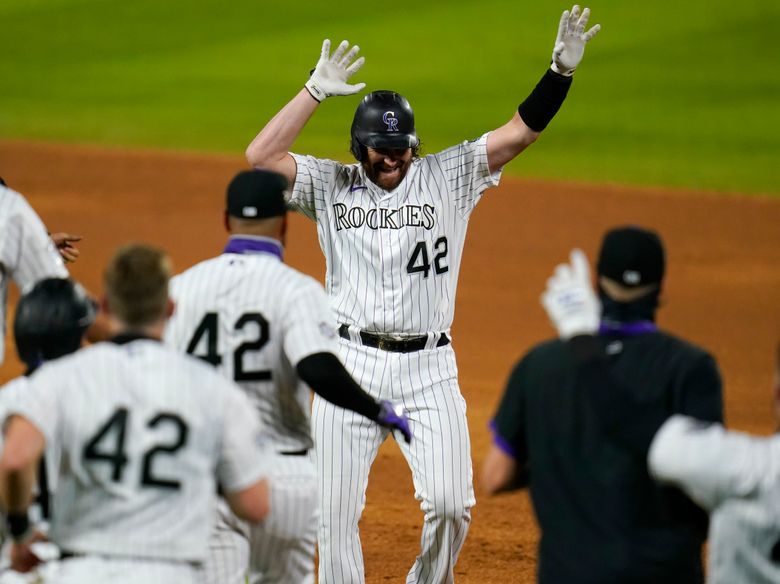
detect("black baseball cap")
(226, 169), (288, 219)
(597, 226), (665, 287)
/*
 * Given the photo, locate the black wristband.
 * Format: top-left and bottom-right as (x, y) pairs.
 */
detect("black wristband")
(7, 512), (31, 543)
(517, 68), (573, 132)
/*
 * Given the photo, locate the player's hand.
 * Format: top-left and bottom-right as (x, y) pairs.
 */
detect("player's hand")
(304, 39), (366, 103)
(376, 400), (412, 443)
(551, 5), (601, 76)
(50, 232), (82, 263)
(540, 248), (601, 339)
(9, 530), (47, 573)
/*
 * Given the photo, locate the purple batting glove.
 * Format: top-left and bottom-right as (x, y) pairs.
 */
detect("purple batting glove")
(377, 400), (412, 443)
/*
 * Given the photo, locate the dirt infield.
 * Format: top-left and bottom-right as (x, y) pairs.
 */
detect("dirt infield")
(1, 139), (778, 583)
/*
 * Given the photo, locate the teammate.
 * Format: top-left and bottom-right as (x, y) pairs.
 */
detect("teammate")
(0, 278), (96, 581)
(542, 250), (780, 584)
(0, 244), (271, 584)
(482, 228), (724, 583)
(244, 6), (601, 582)
(164, 168), (411, 584)
(0, 181), (69, 366)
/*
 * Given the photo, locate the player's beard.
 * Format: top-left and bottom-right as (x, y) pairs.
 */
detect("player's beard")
(364, 158), (412, 191)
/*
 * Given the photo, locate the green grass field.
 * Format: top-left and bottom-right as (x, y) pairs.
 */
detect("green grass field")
(1, 0), (778, 194)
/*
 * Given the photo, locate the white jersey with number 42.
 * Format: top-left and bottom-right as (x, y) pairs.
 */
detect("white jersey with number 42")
(289, 133), (501, 334)
(165, 242), (340, 453)
(6, 338), (267, 563)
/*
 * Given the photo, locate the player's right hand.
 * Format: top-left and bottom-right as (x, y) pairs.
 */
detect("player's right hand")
(304, 39), (366, 102)
(9, 530), (47, 573)
(540, 249), (601, 339)
(377, 400), (412, 443)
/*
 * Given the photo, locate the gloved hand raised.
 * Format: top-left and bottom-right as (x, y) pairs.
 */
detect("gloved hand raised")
(305, 39), (366, 102)
(376, 400), (412, 444)
(551, 5), (601, 76)
(541, 249), (601, 339)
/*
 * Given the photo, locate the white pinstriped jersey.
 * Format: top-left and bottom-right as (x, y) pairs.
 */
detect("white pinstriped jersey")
(4, 338), (267, 563)
(649, 415), (780, 584)
(0, 185), (68, 365)
(289, 132), (501, 334)
(0, 376), (60, 530)
(164, 238), (340, 453)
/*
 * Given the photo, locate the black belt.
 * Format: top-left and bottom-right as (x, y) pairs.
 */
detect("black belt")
(338, 324), (450, 353)
(60, 551), (200, 567)
(278, 449), (309, 456)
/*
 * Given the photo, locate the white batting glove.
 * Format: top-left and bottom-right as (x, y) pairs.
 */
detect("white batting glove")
(304, 39), (366, 102)
(541, 248), (601, 339)
(551, 5), (601, 76)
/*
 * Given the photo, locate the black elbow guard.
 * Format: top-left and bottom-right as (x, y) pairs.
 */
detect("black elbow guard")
(518, 68), (573, 132)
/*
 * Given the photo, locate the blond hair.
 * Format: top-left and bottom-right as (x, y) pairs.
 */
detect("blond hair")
(104, 244), (171, 328)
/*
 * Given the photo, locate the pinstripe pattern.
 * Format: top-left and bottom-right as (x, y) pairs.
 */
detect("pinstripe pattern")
(314, 341), (474, 584)
(4, 340), (267, 565)
(650, 417), (780, 584)
(289, 133), (500, 334)
(42, 556), (200, 583)
(294, 135), (495, 583)
(0, 186), (68, 365)
(199, 500), (250, 584)
(166, 241), (338, 583)
(247, 452), (318, 584)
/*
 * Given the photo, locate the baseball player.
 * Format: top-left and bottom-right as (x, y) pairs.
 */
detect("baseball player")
(0, 277), (96, 582)
(244, 6), (600, 582)
(483, 229), (724, 583)
(0, 182), (69, 366)
(0, 244), (271, 584)
(164, 169), (411, 584)
(543, 251), (780, 584)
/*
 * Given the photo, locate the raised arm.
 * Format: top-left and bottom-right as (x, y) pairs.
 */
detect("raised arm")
(246, 39), (366, 186)
(487, 5), (600, 173)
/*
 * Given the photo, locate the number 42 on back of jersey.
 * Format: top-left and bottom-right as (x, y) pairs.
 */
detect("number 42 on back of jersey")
(185, 312), (272, 381)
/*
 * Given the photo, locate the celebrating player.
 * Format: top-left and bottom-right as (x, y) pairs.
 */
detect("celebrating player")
(244, 5), (600, 582)
(0, 245), (271, 584)
(541, 249), (780, 584)
(164, 169), (411, 584)
(0, 278), (96, 580)
(0, 181), (69, 366)
(483, 229), (724, 583)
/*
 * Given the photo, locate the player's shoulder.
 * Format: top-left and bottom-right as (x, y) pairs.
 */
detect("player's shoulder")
(0, 376), (29, 407)
(646, 329), (715, 364)
(421, 133), (489, 163)
(507, 338), (568, 381)
(0, 184), (25, 208)
(291, 152), (354, 176)
(523, 337), (569, 364)
(0, 185), (34, 226)
(170, 255), (224, 287)
(276, 263), (325, 291)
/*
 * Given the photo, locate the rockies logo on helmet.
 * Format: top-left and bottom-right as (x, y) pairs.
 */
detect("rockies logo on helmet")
(382, 111), (399, 132)
(350, 91), (419, 161)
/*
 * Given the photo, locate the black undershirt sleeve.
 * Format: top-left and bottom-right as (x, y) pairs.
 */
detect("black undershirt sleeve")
(296, 352), (381, 421)
(568, 335), (669, 458)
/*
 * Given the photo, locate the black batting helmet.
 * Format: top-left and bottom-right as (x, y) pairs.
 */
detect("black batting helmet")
(350, 90), (419, 161)
(14, 278), (96, 372)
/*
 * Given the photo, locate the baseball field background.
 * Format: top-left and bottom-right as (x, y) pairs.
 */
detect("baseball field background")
(1, 0), (779, 582)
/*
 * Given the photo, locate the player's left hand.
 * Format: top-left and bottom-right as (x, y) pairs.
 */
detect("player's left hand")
(50, 232), (82, 263)
(551, 5), (601, 76)
(377, 400), (412, 443)
(540, 248), (601, 339)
